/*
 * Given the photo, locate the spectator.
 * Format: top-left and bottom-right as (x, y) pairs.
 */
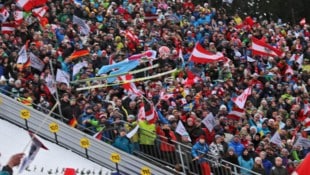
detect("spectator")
(191, 135), (211, 175)
(112, 128), (133, 154)
(228, 135), (244, 156)
(260, 151), (273, 175)
(252, 157), (266, 175)
(238, 149), (254, 175)
(270, 157), (288, 175)
(0, 153), (24, 175)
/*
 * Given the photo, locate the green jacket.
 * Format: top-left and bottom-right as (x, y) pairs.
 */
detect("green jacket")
(139, 120), (156, 145)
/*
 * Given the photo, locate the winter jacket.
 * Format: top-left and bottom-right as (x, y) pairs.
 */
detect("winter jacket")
(270, 166), (288, 175)
(252, 166), (266, 175)
(228, 141), (244, 156)
(262, 159), (273, 175)
(156, 126), (177, 152)
(238, 156), (254, 175)
(191, 141), (209, 163)
(139, 120), (156, 145)
(209, 142), (224, 158)
(112, 136), (133, 154)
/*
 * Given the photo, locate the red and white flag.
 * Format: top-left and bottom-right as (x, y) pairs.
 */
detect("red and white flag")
(227, 106), (246, 120)
(183, 69), (202, 87)
(0, 8), (10, 23)
(160, 90), (174, 101)
(18, 132), (48, 174)
(16, 0), (33, 11)
(32, 6), (48, 18)
(14, 10), (24, 24)
(300, 18), (306, 26)
(232, 87), (252, 109)
(1, 23), (15, 34)
(290, 53), (304, 68)
(137, 100), (157, 123)
(119, 74), (143, 97)
(127, 50), (157, 61)
(285, 65), (294, 75)
(292, 154), (310, 175)
(125, 30), (140, 44)
(189, 43), (225, 63)
(93, 130), (103, 140)
(251, 37), (284, 57)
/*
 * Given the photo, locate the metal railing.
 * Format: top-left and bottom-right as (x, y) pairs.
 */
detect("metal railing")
(0, 93), (172, 175)
(0, 89), (260, 175)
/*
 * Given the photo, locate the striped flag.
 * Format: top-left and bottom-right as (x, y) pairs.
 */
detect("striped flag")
(32, 6), (48, 18)
(93, 130), (103, 140)
(69, 49), (90, 61)
(251, 37), (284, 57)
(138, 100), (157, 124)
(227, 106), (245, 120)
(16, 0), (33, 11)
(14, 10), (24, 25)
(119, 73), (143, 97)
(189, 42), (226, 63)
(1, 22), (15, 34)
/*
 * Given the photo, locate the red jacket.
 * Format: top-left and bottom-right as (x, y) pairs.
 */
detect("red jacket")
(156, 126), (177, 152)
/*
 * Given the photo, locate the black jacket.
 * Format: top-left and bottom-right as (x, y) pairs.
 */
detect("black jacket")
(270, 166), (288, 175)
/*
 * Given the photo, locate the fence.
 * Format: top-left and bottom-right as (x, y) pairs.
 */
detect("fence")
(0, 89), (260, 175)
(0, 93), (172, 175)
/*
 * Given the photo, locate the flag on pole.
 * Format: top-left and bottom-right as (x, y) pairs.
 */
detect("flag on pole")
(72, 15), (90, 35)
(270, 131), (282, 147)
(0, 7), (10, 23)
(189, 42), (225, 63)
(202, 113), (216, 132)
(231, 87), (252, 109)
(18, 132), (48, 174)
(227, 106), (246, 120)
(45, 74), (56, 94)
(1, 22), (15, 34)
(16, 0), (34, 11)
(17, 44), (29, 64)
(29, 52), (45, 71)
(93, 130), (103, 140)
(127, 50), (157, 61)
(175, 120), (191, 141)
(14, 10), (24, 25)
(118, 74), (143, 97)
(300, 18), (306, 26)
(251, 37), (284, 57)
(126, 124), (139, 138)
(137, 100), (157, 123)
(292, 154), (310, 175)
(32, 6), (48, 18)
(56, 69), (70, 86)
(72, 61), (88, 76)
(69, 49), (90, 61)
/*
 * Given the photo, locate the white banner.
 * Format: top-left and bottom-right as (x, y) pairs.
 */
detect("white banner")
(45, 74), (56, 94)
(270, 132), (282, 147)
(294, 135), (310, 149)
(72, 61), (88, 76)
(175, 120), (191, 141)
(202, 113), (216, 132)
(126, 124), (139, 139)
(56, 69), (70, 86)
(17, 45), (28, 64)
(29, 52), (45, 71)
(73, 15), (90, 35)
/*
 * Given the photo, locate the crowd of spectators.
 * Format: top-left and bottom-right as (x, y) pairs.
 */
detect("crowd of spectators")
(0, 0), (310, 174)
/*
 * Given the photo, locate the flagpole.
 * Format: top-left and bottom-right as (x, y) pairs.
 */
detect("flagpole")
(49, 60), (63, 122)
(21, 102), (58, 153)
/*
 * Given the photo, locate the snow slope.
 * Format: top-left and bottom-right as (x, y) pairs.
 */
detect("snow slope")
(0, 119), (111, 175)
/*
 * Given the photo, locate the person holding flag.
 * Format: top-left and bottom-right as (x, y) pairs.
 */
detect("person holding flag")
(0, 153), (24, 175)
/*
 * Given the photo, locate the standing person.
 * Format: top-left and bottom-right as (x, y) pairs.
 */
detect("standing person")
(238, 149), (254, 175)
(112, 128), (133, 154)
(270, 157), (288, 175)
(252, 157), (266, 175)
(223, 147), (239, 175)
(260, 151), (273, 175)
(228, 135), (244, 156)
(156, 123), (177, 164)
(191, 135), (211, 175)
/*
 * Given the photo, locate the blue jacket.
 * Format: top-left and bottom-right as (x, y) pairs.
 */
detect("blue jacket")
(228, 141), (244, 156)
(262, 159), (273, 175)
(112, 136), (133, 154)
(238, 156), (254, 175)
(191, 142), (209, 163)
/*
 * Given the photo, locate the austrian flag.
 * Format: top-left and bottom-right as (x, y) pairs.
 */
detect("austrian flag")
(232, 87), (252, 109)
(251, 37), (284, 58)
(189, 43), (225, 63)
